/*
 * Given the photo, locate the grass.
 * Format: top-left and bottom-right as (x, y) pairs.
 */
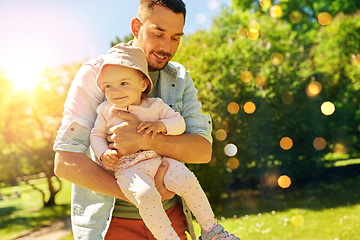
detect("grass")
(3, 163), (360, 240)
(0, 177), (71, 240)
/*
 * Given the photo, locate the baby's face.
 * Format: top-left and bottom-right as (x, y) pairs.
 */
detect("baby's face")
(101, 65), (147, 108)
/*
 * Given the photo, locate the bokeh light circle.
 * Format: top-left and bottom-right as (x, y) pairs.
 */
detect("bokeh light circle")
(196, 13), (206, 24)
(278, 175), (291, 188)
(269, 5), (283, 18)
(255, 76), (266, 86)
(224, 143), (238, 157)
(207, 0), (218, 10)
(307, 81), (322, 96)
(244, 102), (256, 114)
(228, 102), (240, 114)
(270, 52), (284, 65)
(61, 75), (70, 85)
(227, 157), (240, 170)
(21, 193), (30, 201)
(249, 20), (260, 31)
(43, 83), (51, 91)
(259, 0), (271, 8)
(321, 101), (335, 116)
(290, 10), (303, 24)
(291, 214), (305, 227)
(334, 143), (346, 154)
(280, 137), (293, 150)
(281, 92), (294, 104)
(247, 29), (260, 40)
(313, 137), (327, 150)
(215, 129), (227, 141)
(241, 71), (253, 82)
(237, 27), (248, 39)
(354, 54), (360, 67)
(318, 12), (331, 26)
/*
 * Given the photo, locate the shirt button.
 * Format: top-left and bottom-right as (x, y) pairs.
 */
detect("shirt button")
(70, 128), (75, 131)
(169, 105), (173, 107)
(172, 84), (175, 87)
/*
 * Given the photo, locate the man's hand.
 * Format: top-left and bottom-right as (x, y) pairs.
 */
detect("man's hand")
(154, 160), (175, 201)
(107, 110), (148, 155)
(137, 121), (167, 139)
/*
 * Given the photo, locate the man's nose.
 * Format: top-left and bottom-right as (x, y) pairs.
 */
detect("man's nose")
(159, 38), (171, 53)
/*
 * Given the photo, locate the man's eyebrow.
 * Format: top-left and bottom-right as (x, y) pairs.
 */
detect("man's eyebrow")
(154, 26), (184, 36)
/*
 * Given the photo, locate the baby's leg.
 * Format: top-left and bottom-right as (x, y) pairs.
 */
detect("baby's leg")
(163, 158), (216, 231)
(115, 159), (180, 240)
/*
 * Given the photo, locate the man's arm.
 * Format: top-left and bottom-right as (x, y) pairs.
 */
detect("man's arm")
(108, 111), (212, 164)
(54, 151), (126, 199)
(54, 151), (174, 200)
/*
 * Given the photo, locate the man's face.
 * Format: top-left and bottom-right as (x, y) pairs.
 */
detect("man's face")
(136, 5), (184, 71)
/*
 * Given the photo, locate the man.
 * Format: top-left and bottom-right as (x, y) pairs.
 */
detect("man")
(54, 1), (212, 239)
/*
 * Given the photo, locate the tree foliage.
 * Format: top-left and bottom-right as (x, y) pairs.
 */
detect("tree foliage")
(172, 5), (360, 204)
(0, 63), (81, 206)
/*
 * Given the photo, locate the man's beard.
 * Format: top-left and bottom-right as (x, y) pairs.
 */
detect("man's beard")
(147, 51), (172, 71)
(148, 61), (169, 71)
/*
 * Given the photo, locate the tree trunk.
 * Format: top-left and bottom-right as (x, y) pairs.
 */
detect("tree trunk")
(44, 171), (62, 207)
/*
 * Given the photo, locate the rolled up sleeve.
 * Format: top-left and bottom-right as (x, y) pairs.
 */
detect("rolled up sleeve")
(53, 60), (105, 154)
(180, 71), (213, 144)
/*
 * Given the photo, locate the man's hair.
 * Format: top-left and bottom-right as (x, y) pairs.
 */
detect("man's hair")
(138, 0), (186, 23)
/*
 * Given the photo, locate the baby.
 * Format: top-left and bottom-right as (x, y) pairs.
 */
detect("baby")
(90, 43), (240, 240)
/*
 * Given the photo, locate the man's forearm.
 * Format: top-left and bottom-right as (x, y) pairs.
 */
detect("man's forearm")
(54, 151), (129, 201)
(147, 133), (212, 163)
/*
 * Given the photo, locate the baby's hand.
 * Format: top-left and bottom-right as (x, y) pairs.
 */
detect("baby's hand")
(137, 121), (167, 139)
(100, 149), (118, 170)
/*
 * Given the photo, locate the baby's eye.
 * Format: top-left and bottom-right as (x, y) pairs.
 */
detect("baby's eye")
(121, 82), (128, 86)
(105, 84), (112, 88)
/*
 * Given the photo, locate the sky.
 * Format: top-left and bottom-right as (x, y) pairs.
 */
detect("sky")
(0, 0), (231, 76)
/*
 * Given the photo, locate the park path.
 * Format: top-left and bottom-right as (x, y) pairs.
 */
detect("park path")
(14, 215), (72, 240)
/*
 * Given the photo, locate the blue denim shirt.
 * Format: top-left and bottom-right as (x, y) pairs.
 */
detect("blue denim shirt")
(53, 55), (212, 239)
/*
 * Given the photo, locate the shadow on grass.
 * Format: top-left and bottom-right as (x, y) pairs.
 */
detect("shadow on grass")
(0, 204), (70, 232)
(0, 206), (17, 217)
(214, 164), (360, 218)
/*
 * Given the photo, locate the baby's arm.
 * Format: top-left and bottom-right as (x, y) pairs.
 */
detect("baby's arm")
(100, 149), (119, 170)
(137, 121), (167, 139)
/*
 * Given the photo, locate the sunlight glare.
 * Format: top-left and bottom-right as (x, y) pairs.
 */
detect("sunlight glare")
(5, 65), (42, 90)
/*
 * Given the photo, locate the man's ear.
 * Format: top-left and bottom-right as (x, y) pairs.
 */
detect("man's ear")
(131, 17), (141, 39)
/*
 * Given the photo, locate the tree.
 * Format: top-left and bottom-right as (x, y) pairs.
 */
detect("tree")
(172, 6), (360, 204)
(0, 63), (81, 206)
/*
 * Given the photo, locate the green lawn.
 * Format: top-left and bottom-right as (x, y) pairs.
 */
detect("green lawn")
(0, 177), (71, 240)
(2, 163), (360, 240)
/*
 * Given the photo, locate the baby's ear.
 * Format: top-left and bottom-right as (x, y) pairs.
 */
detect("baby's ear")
(142, 78), (149, 92)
